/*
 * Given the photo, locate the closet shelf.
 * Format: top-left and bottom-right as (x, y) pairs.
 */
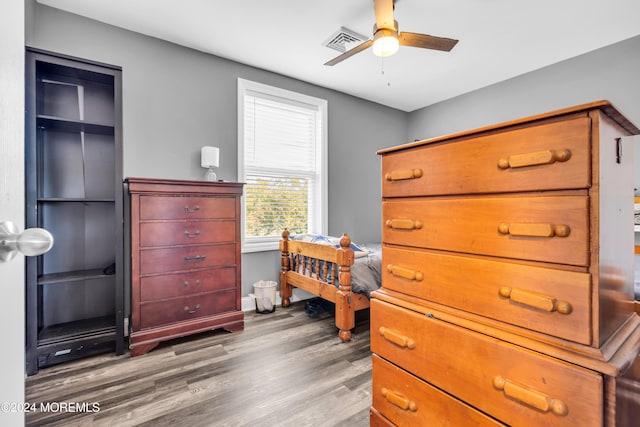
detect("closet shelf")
(37, 316), (116, 346)
(37, 115), (114, 135)
(38, 268), (116, 285)
(37, 197), (116, 203)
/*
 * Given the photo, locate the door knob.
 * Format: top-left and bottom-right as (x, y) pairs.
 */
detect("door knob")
(0, 221), (54, 262)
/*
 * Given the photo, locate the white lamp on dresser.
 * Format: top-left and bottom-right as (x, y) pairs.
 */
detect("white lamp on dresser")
(201, 146), (219, 181)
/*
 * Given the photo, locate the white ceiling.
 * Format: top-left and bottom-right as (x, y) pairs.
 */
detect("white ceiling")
(38, 0), (640, 112)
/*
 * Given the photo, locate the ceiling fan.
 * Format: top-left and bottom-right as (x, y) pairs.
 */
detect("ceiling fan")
(325, 0), (458, 66)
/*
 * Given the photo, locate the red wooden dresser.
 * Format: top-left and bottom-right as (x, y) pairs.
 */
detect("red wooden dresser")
(126, 178), (244, 356)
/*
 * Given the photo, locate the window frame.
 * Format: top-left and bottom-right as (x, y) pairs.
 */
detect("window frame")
(237, 78), (328, 253)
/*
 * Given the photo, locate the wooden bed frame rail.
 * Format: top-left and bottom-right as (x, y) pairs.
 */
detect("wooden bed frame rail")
(279, 230), (370, 341)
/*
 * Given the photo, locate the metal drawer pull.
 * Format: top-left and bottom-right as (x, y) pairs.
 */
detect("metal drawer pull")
(379, 327), (416, 349)
(184, 304), (201, 314)
(183, 229), (201, 238)
(497, 149), (571, 169)
(184, 255), (206, 261)
(385, 168), (423, 181)
(498, 223), (570, 238)
(184, 205), (201, 213)
(387, 264), (423, 282)
(493, 376), (568, 416)
(381, 388), (417, 412)
(499, 287), (572, 314)
(183, 279), (201, 287)
(386, 219), (423, 230)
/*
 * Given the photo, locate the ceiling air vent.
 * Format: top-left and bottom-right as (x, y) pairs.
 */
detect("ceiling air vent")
(323, 27), (368, 52)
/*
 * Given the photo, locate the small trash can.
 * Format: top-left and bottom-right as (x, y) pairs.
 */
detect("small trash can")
(251, 280), (277, 314)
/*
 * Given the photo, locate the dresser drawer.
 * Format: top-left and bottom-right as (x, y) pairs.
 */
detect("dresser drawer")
(139, 220), (236, 247)
(140, 267), (237, 301)
(140, 244), (237, 275)
(139, 289), (237, 329)
(383, 195), (588, 266)
(370, 298), (603, 426)
(139, 195), (236, 220)
(369, 407), (394, 427)
(383, 246), (591, 344)
(381, 117), (590, 198)
(372, 354), (505, 426)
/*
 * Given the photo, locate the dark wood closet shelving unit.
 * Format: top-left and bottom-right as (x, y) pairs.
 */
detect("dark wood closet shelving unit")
(25, 48), (124, 375)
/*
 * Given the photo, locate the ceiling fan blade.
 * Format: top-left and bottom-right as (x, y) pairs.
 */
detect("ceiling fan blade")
(398, 32), (458, 52)
(324, 40), (374, 66)
(373, 0), (395, 30)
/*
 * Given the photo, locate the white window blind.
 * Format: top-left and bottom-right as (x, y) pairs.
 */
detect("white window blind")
(238, 79), (327, 252)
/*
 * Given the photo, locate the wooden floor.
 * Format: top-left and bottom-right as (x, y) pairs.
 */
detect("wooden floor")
(25, 303), (372, 427)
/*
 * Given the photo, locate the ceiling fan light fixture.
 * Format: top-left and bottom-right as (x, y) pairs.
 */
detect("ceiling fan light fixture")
(372, 28), (399, 57)
(324, 3), (458, 66)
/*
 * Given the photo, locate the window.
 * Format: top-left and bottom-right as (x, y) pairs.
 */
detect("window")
(238, 79), (327, 252)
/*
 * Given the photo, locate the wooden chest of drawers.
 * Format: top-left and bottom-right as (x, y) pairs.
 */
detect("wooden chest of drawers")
(372, 101), (640, 425)
(126, 178), (244, 357)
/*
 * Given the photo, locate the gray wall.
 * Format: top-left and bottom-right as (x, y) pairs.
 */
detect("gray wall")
(26, 2), (407, 296)
(407, 35), (640, 140)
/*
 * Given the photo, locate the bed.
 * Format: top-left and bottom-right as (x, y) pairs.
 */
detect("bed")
(279, 230), (382, 342)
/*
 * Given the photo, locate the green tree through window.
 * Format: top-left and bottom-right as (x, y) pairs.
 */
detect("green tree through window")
(245, 176), (309, 237)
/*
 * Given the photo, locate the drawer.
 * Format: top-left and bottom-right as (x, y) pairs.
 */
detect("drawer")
(381, 116), (590, 197)
(139, 195), (236, 220)
(372, 354), (505, 426)
(369, 407), (394, 427)
(383, 195), (588, 266)
(370, 298), (603, 426)
(139, 289), (237, 329)
(383, 246), (591, 344)
(139, 220), (236, 247)
(140, 267), (237, 301)
(140, 244), (237, 275)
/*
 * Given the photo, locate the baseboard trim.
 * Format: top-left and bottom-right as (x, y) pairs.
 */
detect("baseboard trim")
(241, 289), (314, 312)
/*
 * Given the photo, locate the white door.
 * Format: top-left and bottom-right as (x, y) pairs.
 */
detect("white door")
(0, 2), (26, 427)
